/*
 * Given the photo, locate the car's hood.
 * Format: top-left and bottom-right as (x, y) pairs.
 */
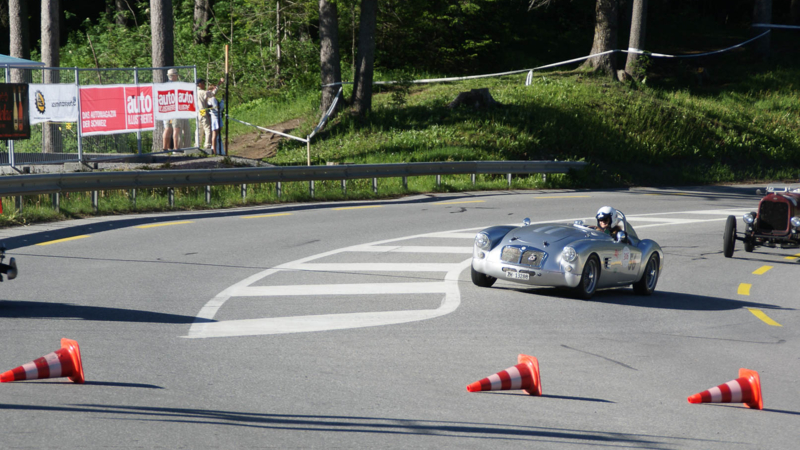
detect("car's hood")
(503, 223), (604, 248)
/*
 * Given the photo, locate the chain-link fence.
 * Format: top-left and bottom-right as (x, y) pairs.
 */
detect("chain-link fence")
(1, 65), (198, 167)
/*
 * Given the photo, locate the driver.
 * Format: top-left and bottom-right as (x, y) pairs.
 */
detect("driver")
(592, 206), (623, 238)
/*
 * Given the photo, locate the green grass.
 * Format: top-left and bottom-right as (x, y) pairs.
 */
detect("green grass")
(3, 56), (800, 227)
(0, 173), (564, 227)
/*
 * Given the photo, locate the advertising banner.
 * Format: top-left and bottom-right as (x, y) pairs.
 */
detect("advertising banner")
(153, 82), (196, 120)
(0, 83), (31, 140)
(79, 84), (155, 136)
(29, 84), (79, 125)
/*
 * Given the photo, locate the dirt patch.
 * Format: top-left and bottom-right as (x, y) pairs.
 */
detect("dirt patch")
(228, 118), (303, 160)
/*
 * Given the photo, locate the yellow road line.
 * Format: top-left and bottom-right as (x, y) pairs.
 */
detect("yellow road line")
(747, 308), (782, 327)
(136, 221), (194, 229)
(737, 283), (751, 296)
(784, 253), (800, 261)
(333, 205), (384, 211)
(36, 235), (90, 246)
(752, 265), (773, 275)
(242, 213), (292, 219)
(534, 195), (591, 199)
(438, 200), (486, 205)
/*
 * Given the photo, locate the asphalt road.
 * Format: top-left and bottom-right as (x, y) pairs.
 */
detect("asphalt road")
(1, 185), (797, 449)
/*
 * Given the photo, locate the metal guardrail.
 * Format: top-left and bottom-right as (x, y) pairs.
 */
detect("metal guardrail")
(0, 160), (587, 199)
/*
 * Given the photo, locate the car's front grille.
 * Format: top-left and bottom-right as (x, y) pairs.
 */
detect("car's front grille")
(759, 201), (789, 232)
(501, 246), (546, 267)
(501, 246), (521, 263)
(520, 250), (545, 268)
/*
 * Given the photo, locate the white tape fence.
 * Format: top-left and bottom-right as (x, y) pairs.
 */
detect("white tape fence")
(323, 30), (772, 88)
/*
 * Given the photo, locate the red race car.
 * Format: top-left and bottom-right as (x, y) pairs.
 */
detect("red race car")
(724, 186), (800, 257)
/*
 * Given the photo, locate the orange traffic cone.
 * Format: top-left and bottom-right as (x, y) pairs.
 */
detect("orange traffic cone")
(467, 354), (542, 396)
(1, 338), (85, 384)
(687, 368), (762, 410)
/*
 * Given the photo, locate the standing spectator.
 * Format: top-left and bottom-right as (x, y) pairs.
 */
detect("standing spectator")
(162, 68), (185, 151)
(196, 78), (213, 151)
(208, 89), (225, 155)
(209, 77), (226, 155)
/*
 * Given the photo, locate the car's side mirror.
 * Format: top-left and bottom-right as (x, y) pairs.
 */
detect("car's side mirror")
(615, 231), (627, 243)
(574, 220), (585, 226)
(523, 218), (531, 226)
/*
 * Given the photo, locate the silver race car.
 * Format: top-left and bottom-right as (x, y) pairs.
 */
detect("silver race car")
(471, 209), (663, 299)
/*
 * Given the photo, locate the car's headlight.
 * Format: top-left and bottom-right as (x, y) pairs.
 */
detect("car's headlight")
(791, 217), (800, 228)
(474, 233), (491, 250)
(562, 247), (577, 263)
(743, 213), (756, 224)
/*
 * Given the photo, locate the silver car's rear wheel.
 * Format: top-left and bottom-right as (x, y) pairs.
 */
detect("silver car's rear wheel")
(573, 255), (599, 300)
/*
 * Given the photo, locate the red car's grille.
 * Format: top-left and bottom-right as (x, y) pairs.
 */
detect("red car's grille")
(759, 201), (789, 232)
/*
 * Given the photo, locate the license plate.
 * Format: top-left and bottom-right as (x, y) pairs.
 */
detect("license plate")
(505, 272), (530, 280)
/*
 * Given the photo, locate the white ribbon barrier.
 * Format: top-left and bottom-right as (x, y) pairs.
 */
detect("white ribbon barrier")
(227, 86), (343, 146)
(308, 86), (343, 140)
(625, 30), (771, 58)
(228, 117), (308, 143)
(324, 31), (772, 89)
(752, 23), (800, 30)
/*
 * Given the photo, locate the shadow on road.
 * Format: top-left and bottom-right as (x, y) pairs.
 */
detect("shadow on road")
(0, 403), (733, 446)
(12, 380), (163, 389)
(0, 300), (209, 324)
(482, 391), (614, 403)
(504, 287), (793, 311)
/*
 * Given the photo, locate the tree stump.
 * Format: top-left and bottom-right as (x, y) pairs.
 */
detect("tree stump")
(447, 88), (501, 109)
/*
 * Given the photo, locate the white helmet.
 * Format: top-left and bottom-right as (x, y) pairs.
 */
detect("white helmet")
(596, 206), (619, 229)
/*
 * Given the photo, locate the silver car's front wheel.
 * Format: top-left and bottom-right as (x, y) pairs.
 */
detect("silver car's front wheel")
(471, 265), (496, 288)
(573, 255), (599, 300)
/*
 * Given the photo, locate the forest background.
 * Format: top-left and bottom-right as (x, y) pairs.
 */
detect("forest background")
(2, 0), (800, 191)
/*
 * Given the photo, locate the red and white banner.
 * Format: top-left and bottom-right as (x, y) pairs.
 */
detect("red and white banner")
(79, 84), (155, 136)
(153, 82), (197, 120)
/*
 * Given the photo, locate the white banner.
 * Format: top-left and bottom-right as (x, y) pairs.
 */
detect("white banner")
(152, 82), (197, 120)
(29, 84), (79, 125)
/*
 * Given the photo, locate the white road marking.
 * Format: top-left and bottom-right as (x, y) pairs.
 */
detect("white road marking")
(421, 232), (480, 239)
(346, 245), (473, 254)
(633, 218), (729, 228)
(230, 282), (449, 297)
(186, 207), (748, 339)
(279, 262), (465, 272)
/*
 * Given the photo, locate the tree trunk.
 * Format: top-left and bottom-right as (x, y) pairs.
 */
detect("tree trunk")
(115, 0), (128, 26)
(9, 0), (31, 83)
(42, 0), (61, 154)
(193, 0), (210, 44)
(624, 0), (648, 78)
(752, 0), (772, 59)
(792, 0), (800, 25)
(352, 0), (377, 116)
(276, 0), (282, 81)
(151, 0), (175, 151)
(319, 0), (342, 114)
(580, 0), (618, 78)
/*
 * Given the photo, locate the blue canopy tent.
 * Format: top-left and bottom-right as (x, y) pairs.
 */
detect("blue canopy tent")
(0, 54), (45, 67)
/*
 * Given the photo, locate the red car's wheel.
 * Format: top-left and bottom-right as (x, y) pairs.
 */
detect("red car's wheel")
(723, 215), (736, 258)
